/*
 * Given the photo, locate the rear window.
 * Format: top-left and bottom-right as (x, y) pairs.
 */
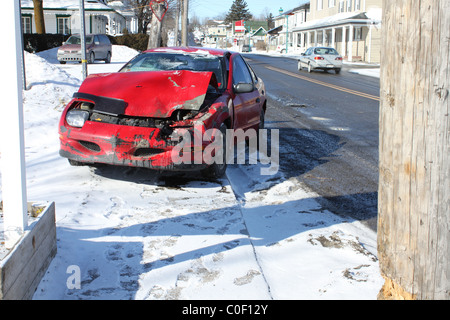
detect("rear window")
(314, 48), (339, 55)
(119, 52), (225, 89)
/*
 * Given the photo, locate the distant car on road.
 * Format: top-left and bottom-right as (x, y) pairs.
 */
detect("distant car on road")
(57, 34), (112, 64)
(242, 44), (251, 52)
(298, 47), (343, 74)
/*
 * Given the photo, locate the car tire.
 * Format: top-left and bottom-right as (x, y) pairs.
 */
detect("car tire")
(202, 123), (227, 179)
(59, 61), (66, 65)
(88, 51), (95, 64)
(335, 68), (341, 74)
(105, 52), (111, 64)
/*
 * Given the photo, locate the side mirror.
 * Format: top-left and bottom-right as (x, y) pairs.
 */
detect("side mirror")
(233, 83), (254, 93)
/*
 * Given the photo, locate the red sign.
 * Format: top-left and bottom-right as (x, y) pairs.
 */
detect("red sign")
(235, 20), (245, 33)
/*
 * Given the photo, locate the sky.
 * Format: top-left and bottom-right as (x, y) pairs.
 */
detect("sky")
(189, 0), (309, 20)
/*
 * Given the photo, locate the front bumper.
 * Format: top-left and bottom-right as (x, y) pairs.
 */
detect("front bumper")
(59, 121), (209, 171)
(58, 51), (83, 62)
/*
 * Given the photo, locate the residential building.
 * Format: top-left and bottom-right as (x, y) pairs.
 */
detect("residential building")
(272, 3), (310, 52)
(292, 0), (382, 63)
(204, 20), (229, 48)
(21, 0), (125, 35)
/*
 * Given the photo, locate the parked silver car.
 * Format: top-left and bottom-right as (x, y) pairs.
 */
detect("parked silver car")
(57, 34), (112, 64)
(298, 47), (343, 74)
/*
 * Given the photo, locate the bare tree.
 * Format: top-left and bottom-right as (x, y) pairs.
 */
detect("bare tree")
(33, 0), (45, 34)
(128, 0), (152, 34)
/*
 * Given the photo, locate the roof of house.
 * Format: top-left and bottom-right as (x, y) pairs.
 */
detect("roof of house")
(275, 1), (310, 19)
(292, 12), (378, 31)
(244, 21), (269, 32)
(251, 27), (267, 37)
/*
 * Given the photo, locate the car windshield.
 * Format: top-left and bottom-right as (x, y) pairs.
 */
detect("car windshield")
(66, 35), (94, 45)
(119, 52), (225, 89)
(314, 48), (339, 55)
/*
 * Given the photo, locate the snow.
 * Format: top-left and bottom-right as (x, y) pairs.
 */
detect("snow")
(0, 45), (383, 300)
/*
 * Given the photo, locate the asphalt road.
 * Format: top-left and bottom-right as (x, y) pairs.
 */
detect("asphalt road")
(243, 54), (380, 231)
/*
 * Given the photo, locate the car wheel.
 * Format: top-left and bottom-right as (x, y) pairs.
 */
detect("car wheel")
(88, 51), (95, 64)
(202, 123), (227, 179)
(105, 52), (111, 64)
(59, 61), (66, 65)
(308, 63), (312, 73)
(335, 68), (341, 74)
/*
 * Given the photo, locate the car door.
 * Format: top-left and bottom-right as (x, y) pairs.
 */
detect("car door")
(230, 54), (261, 130)
(300, 47), (312, 67)
(93, 35), (105, 60)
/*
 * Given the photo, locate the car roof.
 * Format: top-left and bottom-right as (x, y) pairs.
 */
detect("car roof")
(309, 46), (336, 49)
(144, 46), (232, 57)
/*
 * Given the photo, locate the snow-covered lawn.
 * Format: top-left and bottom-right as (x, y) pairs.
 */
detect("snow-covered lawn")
(1, 45), (383, 300)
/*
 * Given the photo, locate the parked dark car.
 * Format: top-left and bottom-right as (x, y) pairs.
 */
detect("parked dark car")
(242, 44), (251, 52)
(57, 34), (112, 64)
(59, 47), (267, 178)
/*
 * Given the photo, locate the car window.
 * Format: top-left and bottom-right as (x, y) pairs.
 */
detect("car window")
(304, 48), (312, 55)
(314, 48), (339, 55)
(232, 55), (253, 85)
(100, 35), (110, 44)
(245, 60), (258, 84)
(119, 52), (225, 89)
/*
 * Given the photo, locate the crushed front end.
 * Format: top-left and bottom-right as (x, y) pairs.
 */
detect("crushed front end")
(58, 70), (228, 171)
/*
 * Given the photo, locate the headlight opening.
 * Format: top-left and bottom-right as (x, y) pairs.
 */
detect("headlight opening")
(66, 109), (90, 128)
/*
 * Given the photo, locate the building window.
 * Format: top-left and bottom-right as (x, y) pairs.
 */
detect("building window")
(329, 0), (336, 8)
(339, 0), (345, 12)
(317, 0), (323, 11)
(355, 0), (361, 10)
(347, 0), (352, 12)
(57, 16), (71, 35)
(22, 15), (32, 33)
(354, 27), (362, 40)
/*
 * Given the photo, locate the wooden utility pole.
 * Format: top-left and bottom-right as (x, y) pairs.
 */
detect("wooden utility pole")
(181, 0), (188, 46)
(174, 0), (181, 46)
(378, 0), (449, 300)
(147, 1), (166, 49)
(32, 0), (45, 34)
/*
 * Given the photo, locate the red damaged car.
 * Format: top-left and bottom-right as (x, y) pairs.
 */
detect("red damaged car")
(59, 47), (266, 178)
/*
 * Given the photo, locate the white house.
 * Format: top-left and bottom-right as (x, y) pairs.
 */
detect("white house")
(291, 0), (382, 63)
(21, 0), (126, 35)
(272, 3), (310, 52)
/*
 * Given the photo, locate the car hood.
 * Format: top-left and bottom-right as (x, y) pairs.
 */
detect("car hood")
(76, 70), (216, 118)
